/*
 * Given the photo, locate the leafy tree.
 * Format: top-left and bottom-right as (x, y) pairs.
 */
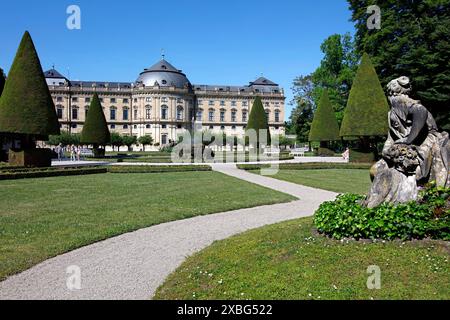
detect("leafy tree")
(0, 31), (60, 147)
(80, 93), (110, 151)
(289, 75), (315, 143)
(348, 0), (450, 130)
(309, 89), (340, 146)
(48, 131), (80, 146)
(340, 53), (389, 147)
(246, 96), (271, 149)
(110, 132), (123, 152)
(122, 135), (137, 151)
(290, 34), (358, 142)
(138, 135), (153, 151)
(0, 67), (5, 97)
(311, 33), (358, 124)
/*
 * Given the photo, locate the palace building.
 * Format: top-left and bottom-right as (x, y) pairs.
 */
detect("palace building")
(45, 58), (286, 145)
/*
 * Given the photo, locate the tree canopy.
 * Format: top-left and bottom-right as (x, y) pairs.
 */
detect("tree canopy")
(348, 0), (450, 130)
(340, 53), (389, 138)
(289, 33), (358, 142)
(246, 96), (271, 147)
(80, 93), (110, 145)
(0, 31), (60, 138)
(309, 89), (340, 142)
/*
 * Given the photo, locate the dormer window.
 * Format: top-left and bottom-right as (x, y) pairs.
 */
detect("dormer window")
(162, 80), (167, 85)
(161, 65), (167, 70)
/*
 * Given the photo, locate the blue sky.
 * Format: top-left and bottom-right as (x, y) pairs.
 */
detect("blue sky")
(0, 0), (354, 120)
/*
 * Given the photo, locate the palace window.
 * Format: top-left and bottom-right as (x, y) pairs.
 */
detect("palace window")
(85, 106), (89, 117)
(242, 111), (248, 122)
(231, 110), (237, 122)
(123, 108), (129, 121)
(123, 98), (129, 104)
(265, 109), (270, 121)
(110, 107), (117, 120)
(232, 125), (236, 130)
(275, 110), (280, 123)
(177, 106), (184, 121)
(56, 106), (63, 119)
(231, 101), (237, 107)
(146, 124), (151, 129)
(220, 125), (225, 130)
(161, 134), (168, 145)
(198, 100), (203, 105)
(162, 124), (167, 129)
(242, 101), (248, 107)
(161, 105), (169, 120)
(209, 100), (215, 106)
(220, 110), (225, 122)
(220, 100), (225, 106)
(85, 97), (90, 103)
(146, 97), (152, 102)
(111, 98), (116, 103)
(134, 109), (138, 119)
(145, 106), (152, 120)
(56, 97), (63, 102)
(72, 107), (79, 120)
(208, 110), (215, 122)
(72, 97), (78, 102)
(123, 124), (128, 129)
(110, 124), (116, 129)
(196, 108), (203, 121)
(161, 97), (168, 103)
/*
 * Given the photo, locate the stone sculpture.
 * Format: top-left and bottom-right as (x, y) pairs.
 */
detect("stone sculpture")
(365, 76), (450, 208)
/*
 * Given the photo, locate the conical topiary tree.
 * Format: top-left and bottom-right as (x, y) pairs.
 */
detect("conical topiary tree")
(0, 31), (60, 145)
(340, 53), (389, 139)
(309, 89), (340, 147)
(246, 96), (271, 149)
(0, 67), (5, 97)
(81, 93), (110, 156)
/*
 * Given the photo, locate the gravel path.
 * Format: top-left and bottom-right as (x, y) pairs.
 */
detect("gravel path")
(0, 165), (337, 300)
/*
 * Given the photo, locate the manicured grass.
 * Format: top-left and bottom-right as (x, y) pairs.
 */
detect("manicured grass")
(252, 169), (372, 194)
(0, 172), (295, 280)
(154, 217), (450, 300)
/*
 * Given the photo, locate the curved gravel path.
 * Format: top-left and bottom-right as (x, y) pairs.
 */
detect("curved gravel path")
(0, 164), (337, 300)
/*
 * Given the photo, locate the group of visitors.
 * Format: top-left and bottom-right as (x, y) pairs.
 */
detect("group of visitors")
(54, 144), (82, 162)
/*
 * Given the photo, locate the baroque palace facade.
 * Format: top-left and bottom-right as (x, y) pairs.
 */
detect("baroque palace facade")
(45, 58), (286, 145)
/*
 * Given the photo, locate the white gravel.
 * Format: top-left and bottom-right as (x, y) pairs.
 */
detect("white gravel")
(0, 164), (337, 300)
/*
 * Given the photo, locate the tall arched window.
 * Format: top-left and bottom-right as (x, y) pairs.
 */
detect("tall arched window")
(196, 108), (203, 121)
(177, 106), (184, 121)
(56, 105), (64, 119)
(123, 107), (129, 121)
(208, 109), (215, 122)
(72, 106), (79, 120)
(275, 109), (280, 123)
(265, 109), (270, 121)
(145, 105), (152, 120)
(220, 109), (226, 122)
(161, 105), (169, 120)
(242, 110), (248, 122)
(231, 109), (237, 122)
(110, 107), (117, 120)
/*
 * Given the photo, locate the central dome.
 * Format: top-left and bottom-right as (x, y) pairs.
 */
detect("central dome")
(136, 59), (191, 89)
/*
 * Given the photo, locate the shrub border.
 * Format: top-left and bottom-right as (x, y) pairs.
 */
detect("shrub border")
(237, 162), (373, 171)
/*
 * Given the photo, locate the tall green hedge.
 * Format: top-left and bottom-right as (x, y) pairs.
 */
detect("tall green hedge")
(0, 31), (60, 138)
(309, 89), (340, 142)
(340, 53), (389, 138)
(246, 96), (271, 146)
(81, 93), (110, 145)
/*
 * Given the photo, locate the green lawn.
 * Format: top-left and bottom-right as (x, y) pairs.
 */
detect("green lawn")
(0, 172), (295, 280)
(252, 169), (372, 194)
(155, 217), (450, 300)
